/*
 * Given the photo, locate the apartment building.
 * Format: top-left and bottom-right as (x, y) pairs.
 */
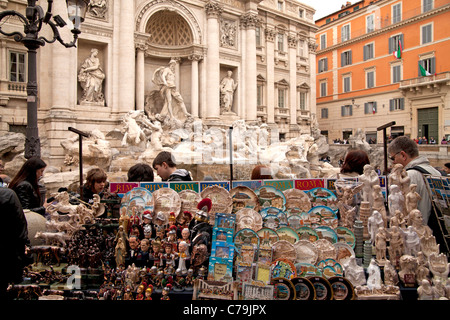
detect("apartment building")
(315, 0), (450, 143)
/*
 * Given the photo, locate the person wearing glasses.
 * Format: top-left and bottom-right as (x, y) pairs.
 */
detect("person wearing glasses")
(387, 136), (441, 224)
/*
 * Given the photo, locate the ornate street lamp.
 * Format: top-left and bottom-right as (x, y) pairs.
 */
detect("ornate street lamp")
(0, 0), (89, 159)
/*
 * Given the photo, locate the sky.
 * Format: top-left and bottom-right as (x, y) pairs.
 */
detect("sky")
(300, 0), (346, 20)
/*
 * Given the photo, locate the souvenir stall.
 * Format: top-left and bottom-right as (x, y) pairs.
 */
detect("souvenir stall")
(11, 164), (450, 301)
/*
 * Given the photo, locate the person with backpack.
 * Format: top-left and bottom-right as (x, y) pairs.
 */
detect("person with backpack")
(387, 136), (441, 224)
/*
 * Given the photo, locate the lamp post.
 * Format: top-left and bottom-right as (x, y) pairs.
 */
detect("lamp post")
(0, 0), (89, 159)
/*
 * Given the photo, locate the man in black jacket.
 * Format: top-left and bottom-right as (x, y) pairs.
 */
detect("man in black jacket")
(0, 186), (30, 299)
(152, 151), (192, 182)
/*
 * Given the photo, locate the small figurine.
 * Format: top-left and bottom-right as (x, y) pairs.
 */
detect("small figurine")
(358, 164), (379, 206)
(136, 238), (151, 268)
(417, 279), (434, 300)
(400, 226), (421, 256)
(383, 259), (399, 286)
(405, 184), (421, 214)
(388, 184), (405, 217)
(367, 210), (384, 245)
(135, 283), (145, 300)
(366, 258), (382, 291)
(177, 240), (190, 274)
(126, 235), (140, 267)
(374, 227), (388, 264)
(145, 284), (153, 300)
(161, 284), (172, 300)
(344, 256), (366, 287)
(398, 255), (418, 287)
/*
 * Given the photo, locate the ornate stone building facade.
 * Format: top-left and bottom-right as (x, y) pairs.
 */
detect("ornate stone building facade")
(0, 0), (318, 168)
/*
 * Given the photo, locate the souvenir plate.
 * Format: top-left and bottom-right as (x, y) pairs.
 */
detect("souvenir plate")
(335, 226), (356, 249)
(235, 208), (263, 232)
(334, 242), (355, 265)
(290, 277), (316, 300)
(200, 185), (233, 223)
(287, 215), (303, 230)
(271, 258), (297, 279)
(271, 277), (296, 300)
(313, 239), (337, 263)
(229, 186), (259, 213)
(260, 206), (283, 219)
(293, 240), (318, 265)
(126, 196), (147, 218)
(234, 228), (260, 249)
(308, 206), (338, 228)
(321, 265), (338, 278)
(300, 210), (322, 228)
(307, 276), (333, 300)
(151, 187), (181, 218)
(272, 240), (297, 262)
(178, 189), (201, 216)
(296, 226), (319, 242)
(276, 227), (299, 244)
(314, 226), (338, 243)
(317, 259), (344, 276)
(307, 187), (339, 212)
(328, 276), (355, 300)
(125, 187), (153, 206)
(257, 228), (279, 247)
(283, 188), (311, 212)
(295, 263), (322, 277)
(255, 185), (286, 211)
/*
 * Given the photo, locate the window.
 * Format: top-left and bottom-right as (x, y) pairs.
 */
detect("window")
(364, 102), (377, 114)
(278, 88), (286, 108)
(421, 24), (432, 45)
(321, 108), (328, 119)
(318, 58), (328, 73)
(343, 75), (351, 93)
(341, 50), (352, 67)
(299, 92), (307, 110)
(9, 51), (26, 82)
(423, 0), (433, 13)
(392, 64), (402, 83)
(363, 43), (374, 60)
(418, 57), (436, 76)
(257, 84), (264, 106)
(277, 33), (284, 52)
(341, 105), (353, 117)
(389, 34), (404, 54)
(320, 34), (326, 50)
(298, 40), (305, 57)
(341, 24), (350, 42)
(299, 9), (304, 18)
(278, 1), (283, 11)
(389, 98), (405, 111)
(366, 70), (375, 88)
(256, 27), (261, 46)
(392, 3), (402, 24)
(366, 14), (374, 33)
(320, 81), (327, 97)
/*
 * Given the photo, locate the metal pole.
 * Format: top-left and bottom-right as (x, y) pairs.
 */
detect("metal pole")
(68, 127), (90, 195)
(377, 121), (396, 175)
(229, 126), (233, 184)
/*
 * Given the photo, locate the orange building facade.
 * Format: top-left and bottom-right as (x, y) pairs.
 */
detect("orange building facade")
(315, 0), (450, 143)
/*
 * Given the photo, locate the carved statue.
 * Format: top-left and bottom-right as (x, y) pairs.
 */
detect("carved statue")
(88, 0), (107, 19)
(367, 210), (384, 245)
(152, 59), (191, 122)
(220, 70), (238, 113)
(366, 258), (382, 290)
(405, 184), (421, 214)
(388, 163), (411, 196)
(358, 164), (379, 206)
(78, 48), (106, 104)
(120, 110), (147, 147)
(388, 184), (405, 217)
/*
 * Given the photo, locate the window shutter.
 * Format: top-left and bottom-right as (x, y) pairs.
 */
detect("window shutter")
(349, 50), (352, 64)
(341, 106), (345, 116)
(400, 98), (405, 110)
(324, 58), (328, 71)
(389, 99), (394, 111)
(364, 103), (369, 114)
(349, 105), (353, 116)
(418, 60), (423, 77)
(341, 52), (344, 67)
(400, 34), (404, 50)
(373, 102), (377, 113)
(363, 45), (367, 61)
(389, 37), (393, 54)
(430, 57), (436, 74)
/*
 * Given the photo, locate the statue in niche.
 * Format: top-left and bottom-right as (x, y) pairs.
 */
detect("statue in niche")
(152, 59), (191, 123)
(220, 70), (238, 114)
(88, 0), (107, 19)
(78, 48), (105, 105)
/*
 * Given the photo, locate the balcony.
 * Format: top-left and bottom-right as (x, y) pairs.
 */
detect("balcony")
(399, 72), (450, 93)
(0, 80), (27, 106)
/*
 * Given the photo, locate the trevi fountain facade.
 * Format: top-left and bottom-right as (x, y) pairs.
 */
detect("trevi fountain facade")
(0, 0), (382, 192)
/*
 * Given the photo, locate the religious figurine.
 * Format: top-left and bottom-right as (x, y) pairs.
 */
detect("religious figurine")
(367, 210), (384, 245)
(366, 258), (382, 291)
(358, 164), (379, 207)
(152, 59), (191, 121)
(177, 240), (190, 275)
(78, 48), (106, 104)
(220, 70), (238, 114)
(115, 237), (127, 268)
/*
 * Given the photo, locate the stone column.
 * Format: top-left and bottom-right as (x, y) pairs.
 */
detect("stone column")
(118, 0), (135, 113)
(189, 54), (202, 118)
(241, 12), (259, 122)
(288, 34), (297, 126)
(205, 1), (222, 121)
(265, 28), (275, 124)
(135, 44), (147, 111)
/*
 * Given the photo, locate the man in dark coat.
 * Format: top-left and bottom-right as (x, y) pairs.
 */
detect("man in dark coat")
(0, 186), (30, 299)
